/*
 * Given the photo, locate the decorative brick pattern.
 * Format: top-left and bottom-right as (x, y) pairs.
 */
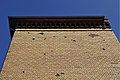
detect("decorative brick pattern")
(0, 30), (120, 80)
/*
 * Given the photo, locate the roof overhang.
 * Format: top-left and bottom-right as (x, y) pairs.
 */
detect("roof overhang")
(8, 16), (111, 39)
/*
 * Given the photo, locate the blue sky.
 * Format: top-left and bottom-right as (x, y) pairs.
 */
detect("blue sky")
(0, 0), (119, 71)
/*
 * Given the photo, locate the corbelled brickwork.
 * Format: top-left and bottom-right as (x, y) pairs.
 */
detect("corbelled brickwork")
(0, 16), (119, 80)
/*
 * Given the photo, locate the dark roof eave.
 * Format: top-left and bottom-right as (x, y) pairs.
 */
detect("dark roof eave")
(8, 16), (105, 19)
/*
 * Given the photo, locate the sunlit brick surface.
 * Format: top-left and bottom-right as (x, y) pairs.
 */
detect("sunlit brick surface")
(0, 30), (120, 80)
